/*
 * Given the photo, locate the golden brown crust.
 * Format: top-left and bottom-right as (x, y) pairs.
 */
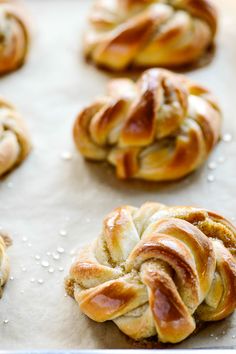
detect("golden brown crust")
(84, 0), (217, 70)
(65, 202), (236, 344)
(0, 96), (31, 176)
(0, 232), (11, 298)
(73, 68), (221, 181)
(0, 0), (30, 75)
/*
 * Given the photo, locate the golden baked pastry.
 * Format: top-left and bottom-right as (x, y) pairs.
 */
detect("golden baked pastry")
(0, 96), (31, 176)
(0, 233), (10, 298)
(65, 202), (236, 344)
(0, 0), (30, 75)
(84, 0), (217, 71)
(73, 68), (221, 181)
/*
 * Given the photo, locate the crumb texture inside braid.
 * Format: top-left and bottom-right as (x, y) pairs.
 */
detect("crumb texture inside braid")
(65, 202), (236, 344)
(84, 0), (217, 70)
(73, 68), (221, 181)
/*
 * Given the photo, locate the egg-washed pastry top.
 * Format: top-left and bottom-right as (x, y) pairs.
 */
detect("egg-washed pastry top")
(0, 0), (30, 75)
(84, 0), (217, 71)
(73, 68), (221, 181)
(66, 202), (236, 344)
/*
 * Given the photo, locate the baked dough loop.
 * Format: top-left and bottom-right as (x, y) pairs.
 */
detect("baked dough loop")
(0, 0), (30, 75)
(66, 202), (236, 344)
(84, 0), (217, 70)
(0, 233), (10, 298)
(73, 68), (221, 181)
(0, 97), (31, 176)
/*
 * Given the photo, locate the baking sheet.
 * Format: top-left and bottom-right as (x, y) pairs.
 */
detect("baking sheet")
(0, 0), (236, 350)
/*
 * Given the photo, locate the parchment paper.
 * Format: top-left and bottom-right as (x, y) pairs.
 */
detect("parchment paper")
(0, 0), (235, 350)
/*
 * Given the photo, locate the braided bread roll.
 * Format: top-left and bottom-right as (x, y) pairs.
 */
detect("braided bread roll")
(0, 97), (31, 176)
(66, 202), (236, 344)
(0, 0), (30, 75)
(84, 0), (217, 70)
(73, 68), (221, 181)
(0, 233), (10, 298)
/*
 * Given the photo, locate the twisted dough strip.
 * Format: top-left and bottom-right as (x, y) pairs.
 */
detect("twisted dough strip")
(84, 0), (217, 70)
(74, 68), (221, 181)
(0, 233), (11, 298)
(0, 0), (30, 75)
(66, 202), (236, 344)
(0, 96), (31, 176)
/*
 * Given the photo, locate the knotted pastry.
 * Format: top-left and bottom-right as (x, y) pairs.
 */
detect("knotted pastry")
(0, 233), (10, 298)
(0, 96), (31, 176)
(84, 0), (217, 70)
(0, 0), (30, 75)
(65, 202), (236, 344)
(73, 68), (221, 181)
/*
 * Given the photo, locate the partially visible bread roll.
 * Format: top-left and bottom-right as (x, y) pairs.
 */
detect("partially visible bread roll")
(0, 232), (11, 298)
(84, 0), (217, 71)
(0, 96), (31, 176)
(0, 0), (30, 75)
